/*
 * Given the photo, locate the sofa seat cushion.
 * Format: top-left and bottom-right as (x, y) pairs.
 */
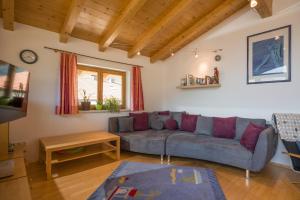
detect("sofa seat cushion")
(118, 129), (174, 155)
(166, 132), (253, 169)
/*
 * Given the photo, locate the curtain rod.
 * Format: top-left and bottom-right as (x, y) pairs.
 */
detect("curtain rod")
(44, 46), (142, 67)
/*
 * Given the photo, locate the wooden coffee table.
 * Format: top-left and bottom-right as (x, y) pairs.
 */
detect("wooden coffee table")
(40, 131), (120, 180)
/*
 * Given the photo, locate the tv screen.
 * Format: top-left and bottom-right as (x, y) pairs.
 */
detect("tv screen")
(0, 60), (30, 124)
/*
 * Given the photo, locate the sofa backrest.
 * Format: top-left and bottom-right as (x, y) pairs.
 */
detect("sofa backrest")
(108, 116), (128, 133)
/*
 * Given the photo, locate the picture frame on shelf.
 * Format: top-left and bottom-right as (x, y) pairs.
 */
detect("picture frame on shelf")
(247, 25), (291, 84)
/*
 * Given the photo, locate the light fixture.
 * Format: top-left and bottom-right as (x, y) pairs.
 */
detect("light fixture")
(137, 51), (141, 55)
(171, 52), (175, 57)
(194, 48), (199, 58)
(250, 0), (257, 8)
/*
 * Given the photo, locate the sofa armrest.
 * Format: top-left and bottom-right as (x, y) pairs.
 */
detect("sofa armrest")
(108, 117), (120, 133)
(250, 126), (278, 172)
(108, 116), (129, 133)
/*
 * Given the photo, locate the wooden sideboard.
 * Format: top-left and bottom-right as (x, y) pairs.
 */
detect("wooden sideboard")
(0, 143), (31, 200)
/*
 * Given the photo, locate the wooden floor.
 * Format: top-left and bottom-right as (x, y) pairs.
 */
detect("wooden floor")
(27, 151), (300, 200)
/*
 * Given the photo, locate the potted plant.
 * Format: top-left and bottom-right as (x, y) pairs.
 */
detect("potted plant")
(104, 97), (120, 113)
(96, 100), (103, 110)
(81, 89), (91, 110)
(9, 83), (24, 107)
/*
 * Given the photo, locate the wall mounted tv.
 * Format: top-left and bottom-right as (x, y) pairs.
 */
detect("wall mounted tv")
(0, 60), (30, 124)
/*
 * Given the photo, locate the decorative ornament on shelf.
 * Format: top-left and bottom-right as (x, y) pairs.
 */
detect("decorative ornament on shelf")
(178, 67), (220, 89)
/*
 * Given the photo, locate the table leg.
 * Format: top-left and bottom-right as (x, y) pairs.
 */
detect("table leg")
(46, 150), (52, 180)
(39, 142), (43, 164)
(116, 139), (120, 160)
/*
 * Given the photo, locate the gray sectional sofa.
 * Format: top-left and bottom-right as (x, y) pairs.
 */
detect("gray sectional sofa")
(108, 113), (278, 178)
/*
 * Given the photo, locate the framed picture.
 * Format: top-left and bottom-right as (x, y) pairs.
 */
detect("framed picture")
(247, 25), (291, 84)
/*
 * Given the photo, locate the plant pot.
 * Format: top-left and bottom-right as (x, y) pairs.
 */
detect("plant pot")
(9, 97), (24, 108)
(96, 104), (103, 110)
(81, 102), (91, 110)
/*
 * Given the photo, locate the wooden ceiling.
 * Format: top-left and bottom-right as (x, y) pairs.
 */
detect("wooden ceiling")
(1, 0), (273, 63)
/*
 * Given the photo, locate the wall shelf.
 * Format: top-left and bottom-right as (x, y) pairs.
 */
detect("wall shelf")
(176, 84), (221, 89)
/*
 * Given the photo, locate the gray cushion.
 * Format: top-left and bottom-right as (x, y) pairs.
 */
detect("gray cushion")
(148, 112), (158, 128)
(151, 119), (164, 130)
(194, 115), (213, 135)
(235, 117), (266, 140)
(171, 112), (185, 128)
(118, 117), (134, 132)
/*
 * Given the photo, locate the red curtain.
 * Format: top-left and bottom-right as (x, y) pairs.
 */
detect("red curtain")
(56, 53), (78, 115)
(131, 66), (144, 111)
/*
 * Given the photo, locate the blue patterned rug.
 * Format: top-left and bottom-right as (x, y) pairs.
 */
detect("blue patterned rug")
(88, 161), (226, 200)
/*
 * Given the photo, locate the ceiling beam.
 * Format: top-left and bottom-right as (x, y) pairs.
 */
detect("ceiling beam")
(98, 0), (147, 52)
(150, 0), (248, 63)
(60, 0), (86, 43)
(255, 0), (273, 18)
(127, 0), (193, 58)
(2, 0), (14, 31)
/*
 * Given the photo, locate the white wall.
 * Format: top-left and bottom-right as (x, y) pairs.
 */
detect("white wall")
(161, 1), (300, 166)
(0, 21), (164, 162)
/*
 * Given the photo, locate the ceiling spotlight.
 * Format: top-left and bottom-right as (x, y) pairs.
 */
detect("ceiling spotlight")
(194, 48), (199, 58)
(171, 52), (175, 56)
(250, 0), (257, 8)
(137, 51), (141, 55)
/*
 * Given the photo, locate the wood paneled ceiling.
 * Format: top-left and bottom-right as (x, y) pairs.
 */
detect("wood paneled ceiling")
(0, 0), (273, 63)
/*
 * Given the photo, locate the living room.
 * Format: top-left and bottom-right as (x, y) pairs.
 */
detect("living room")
(0, 0), (300, 199)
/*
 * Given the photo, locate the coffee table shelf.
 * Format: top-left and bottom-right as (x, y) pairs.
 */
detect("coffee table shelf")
(40, 131), (120, 179)
(51, 143), (116, 164)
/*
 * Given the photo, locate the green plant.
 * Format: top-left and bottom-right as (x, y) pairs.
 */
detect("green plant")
(104, 97), (120, 112)
(96, 100), (103, 110)
(0, 97), (10, 105)
(15, 83), (24, 98)
(81, 89), (90, 103)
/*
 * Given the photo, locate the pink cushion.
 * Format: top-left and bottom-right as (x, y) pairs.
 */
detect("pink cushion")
(158, 111), (170, 115)
(129, 112), (149, 131)
(240, 123), (265, 152)
(165, 118), (178, 130)
(213, 117), (236, 139)
(181, 113), (198, 132)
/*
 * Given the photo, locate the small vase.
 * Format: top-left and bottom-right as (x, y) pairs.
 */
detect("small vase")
(81, 102), (91, 110)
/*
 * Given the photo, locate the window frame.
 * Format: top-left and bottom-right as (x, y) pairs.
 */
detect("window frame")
(77, 65), (126, 109)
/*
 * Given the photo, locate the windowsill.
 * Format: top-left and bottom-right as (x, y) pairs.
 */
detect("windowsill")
(79, 109), (131, 113)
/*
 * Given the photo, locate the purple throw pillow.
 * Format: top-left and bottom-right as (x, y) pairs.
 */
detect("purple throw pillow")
(181, 113), (198, 132)
(240, 123), (265, 152)
(212, 117), (237, 139)
(129, 112), (149, 131)
(165, 118), (178, 130)
(158, 111), (170, 115)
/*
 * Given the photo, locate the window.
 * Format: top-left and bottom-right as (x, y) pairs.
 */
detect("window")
(77, 65), (126, 109)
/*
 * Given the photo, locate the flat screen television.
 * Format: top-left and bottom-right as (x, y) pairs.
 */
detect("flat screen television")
(0, 60), (30, 124)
